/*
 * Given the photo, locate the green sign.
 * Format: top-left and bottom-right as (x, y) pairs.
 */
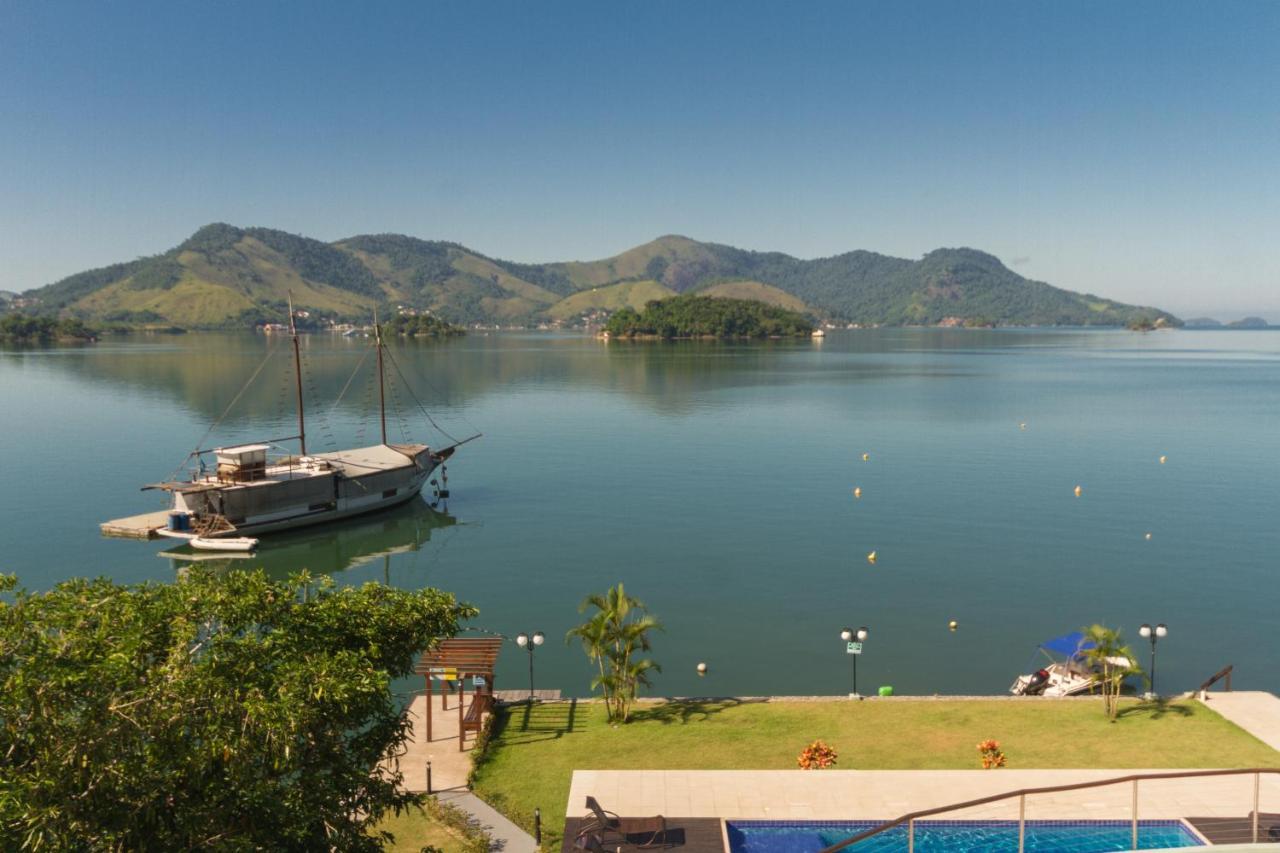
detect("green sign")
(846, 642), (863, 655)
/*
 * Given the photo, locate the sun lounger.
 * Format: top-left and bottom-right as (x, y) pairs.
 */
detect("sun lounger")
(578, 796), (668, 848)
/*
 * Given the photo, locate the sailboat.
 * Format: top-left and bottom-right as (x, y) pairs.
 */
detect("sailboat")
(103, 303), (476, 543)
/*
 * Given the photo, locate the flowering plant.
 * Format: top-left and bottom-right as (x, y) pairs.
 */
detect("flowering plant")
(977, 739), (1006, 769)
(797, 740), (838, 770)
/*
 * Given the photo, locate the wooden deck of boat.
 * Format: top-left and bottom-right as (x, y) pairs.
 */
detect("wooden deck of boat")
(100, 510), (170, 539)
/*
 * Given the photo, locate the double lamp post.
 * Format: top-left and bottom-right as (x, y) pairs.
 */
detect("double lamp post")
(515, 631), (544, 701)
(840, 626), (868, 699)
(1138, 622), (1167, 700)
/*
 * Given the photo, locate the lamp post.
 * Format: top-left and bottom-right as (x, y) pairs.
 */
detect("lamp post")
(840, 626), (868, 699)
(515, 631), (544, 701)
(1137, 623), (1167, 699)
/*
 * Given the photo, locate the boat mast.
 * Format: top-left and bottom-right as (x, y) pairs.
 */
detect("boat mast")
(288, 292), (307, 455)
(374, 309), (387, 445)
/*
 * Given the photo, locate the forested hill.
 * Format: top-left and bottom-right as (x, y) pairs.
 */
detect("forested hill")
(18, 225), (1178, 329)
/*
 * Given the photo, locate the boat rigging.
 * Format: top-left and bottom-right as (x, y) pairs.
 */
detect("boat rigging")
(101, 301), (479, 545)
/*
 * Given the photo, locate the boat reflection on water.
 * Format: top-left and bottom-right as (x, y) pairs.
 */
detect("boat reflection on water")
(159, 496), (458, 581)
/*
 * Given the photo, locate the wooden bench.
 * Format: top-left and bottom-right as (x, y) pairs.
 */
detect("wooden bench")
(459, 693), (492, 749)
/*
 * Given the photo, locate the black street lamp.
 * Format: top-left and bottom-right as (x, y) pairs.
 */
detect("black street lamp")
(1138, 623), (1168, 699)
(515, 631), (544, 701)
(839, 626), (869, 699)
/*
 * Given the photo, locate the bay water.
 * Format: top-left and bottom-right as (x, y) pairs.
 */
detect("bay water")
(1, 329), (1276, 698)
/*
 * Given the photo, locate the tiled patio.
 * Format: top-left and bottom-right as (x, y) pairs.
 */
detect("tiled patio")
(567, 769), (1280, 822)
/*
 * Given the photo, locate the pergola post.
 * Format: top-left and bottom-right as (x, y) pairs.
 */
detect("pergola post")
(426, 675), (433, 742)
(412, 638), (503, 755)
(458, 673), (466, 752)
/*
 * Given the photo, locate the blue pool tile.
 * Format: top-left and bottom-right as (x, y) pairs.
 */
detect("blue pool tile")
(726, 819), (1203, 852)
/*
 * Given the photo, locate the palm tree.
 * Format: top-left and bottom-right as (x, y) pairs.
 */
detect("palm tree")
(618, 657), (662, 722)
(566, 610), (610, 703)
(1081, 624), (1142, 721)
(566, 584), (662, 722)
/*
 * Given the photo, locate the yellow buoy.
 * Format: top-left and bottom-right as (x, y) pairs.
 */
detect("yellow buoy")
(1144, 532), (1152, 540)
(948, 620), (958, 631)
(853, 487), (862, 499)
(862, 453), (870, 462)
(1074, 485), (1082, 497)
(1019, 422), (1027, 430)
(1159, 455), (1167, 464)
(867, 551), (877, 564)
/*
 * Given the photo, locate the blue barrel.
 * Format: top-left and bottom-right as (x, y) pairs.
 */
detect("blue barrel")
(168, 512), (187, 531)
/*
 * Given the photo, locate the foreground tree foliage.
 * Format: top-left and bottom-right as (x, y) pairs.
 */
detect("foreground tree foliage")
(0, 570), (476, 851)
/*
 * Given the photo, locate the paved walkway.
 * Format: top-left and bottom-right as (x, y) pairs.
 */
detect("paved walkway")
(395, 692), (476, 793)
(568, 769), (1280, 822)
(437, 790), (539, 853)
(1201, 691), (1280, 753)
(389, 692), (541, 851)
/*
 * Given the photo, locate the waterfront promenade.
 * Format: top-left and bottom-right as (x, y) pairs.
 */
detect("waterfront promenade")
(565, 767), (1280, 822)
(1201, 692), (1280, 753)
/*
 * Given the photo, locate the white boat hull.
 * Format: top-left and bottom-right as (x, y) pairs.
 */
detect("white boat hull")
(1010, 662), (1097, 697)
(191, 536), (258, 552)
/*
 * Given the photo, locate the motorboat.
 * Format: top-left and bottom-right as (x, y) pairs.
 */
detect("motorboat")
(1009, 631), (1134, 697)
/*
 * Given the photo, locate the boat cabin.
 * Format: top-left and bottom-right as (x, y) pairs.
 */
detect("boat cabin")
(215, 444), (270, 483)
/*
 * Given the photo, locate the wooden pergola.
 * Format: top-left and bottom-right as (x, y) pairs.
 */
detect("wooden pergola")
(413, 637), (502, 751)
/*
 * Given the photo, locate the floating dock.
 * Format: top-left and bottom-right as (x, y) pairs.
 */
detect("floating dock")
(100, 510), (171, 539)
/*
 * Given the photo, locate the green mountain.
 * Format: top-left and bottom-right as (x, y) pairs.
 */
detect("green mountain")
(21, 225), (1177, 329)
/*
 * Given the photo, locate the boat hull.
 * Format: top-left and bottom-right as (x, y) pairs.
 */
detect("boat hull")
(218, 478), (434, 536)
(164, 444), (444, 539)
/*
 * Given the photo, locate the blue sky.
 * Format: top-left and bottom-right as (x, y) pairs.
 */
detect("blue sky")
(2, 1), (1276, 318)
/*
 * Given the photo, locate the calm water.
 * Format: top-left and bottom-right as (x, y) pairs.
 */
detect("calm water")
(1, 329), (1278, 698)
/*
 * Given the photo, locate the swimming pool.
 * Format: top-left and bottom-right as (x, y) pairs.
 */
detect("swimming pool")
(725, 819), (1204, 852)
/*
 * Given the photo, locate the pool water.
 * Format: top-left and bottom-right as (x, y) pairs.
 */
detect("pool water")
(726, 820), (1204, 852)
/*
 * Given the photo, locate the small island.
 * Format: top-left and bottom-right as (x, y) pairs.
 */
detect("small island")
(603, 295), (814, 340)
(382, 313), (466, 337)
(0, 314), (98, 343)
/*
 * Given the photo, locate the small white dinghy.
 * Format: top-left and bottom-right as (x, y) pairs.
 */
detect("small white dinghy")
(190, 536), (259, 553)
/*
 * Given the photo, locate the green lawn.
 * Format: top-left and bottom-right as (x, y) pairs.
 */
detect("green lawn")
(372, 805), (468, 853)
(471, 697), (1280, 849)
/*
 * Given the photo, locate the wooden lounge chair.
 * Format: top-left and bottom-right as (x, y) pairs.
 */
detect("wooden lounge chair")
(573, 833), (607, 852)
(578, 796), (667, 849)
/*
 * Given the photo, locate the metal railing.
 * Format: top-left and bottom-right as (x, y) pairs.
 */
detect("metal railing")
(820, 768), (1280, 852)
(1199, 664), (1234, 694)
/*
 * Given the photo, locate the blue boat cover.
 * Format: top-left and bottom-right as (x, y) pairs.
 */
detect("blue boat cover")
(1041, 631), (1096, 657)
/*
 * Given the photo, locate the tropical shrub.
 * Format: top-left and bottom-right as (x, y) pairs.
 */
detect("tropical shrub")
(797, 740), (839, 770)
(977, 739), (1007, 769)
